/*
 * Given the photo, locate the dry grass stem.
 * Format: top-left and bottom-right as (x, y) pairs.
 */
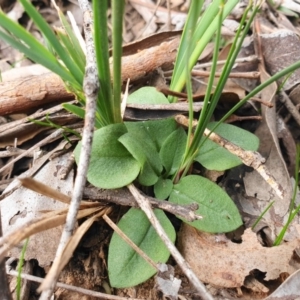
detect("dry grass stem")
(38, 207), (110, 293)
(103, 214), (158, 270)
(0, 128), (66, 174)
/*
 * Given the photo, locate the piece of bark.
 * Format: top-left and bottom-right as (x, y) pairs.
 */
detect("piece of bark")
(0, 36), (180, 116)
(0, 72), (74, 115)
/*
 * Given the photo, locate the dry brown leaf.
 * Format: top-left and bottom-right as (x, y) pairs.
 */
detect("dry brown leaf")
(243, 66), (294, 240)
(178, 224), (300, 288)
(231, 37), (259, 92)
(0, 208), (69, 263)
(129, 0), (187, 32)
(0, 154), (73, 265)
(265, 268), (300, 299)
(0, 154), (98, 266)
(0, 206), (102, 264)
(261, 29), (300, 91)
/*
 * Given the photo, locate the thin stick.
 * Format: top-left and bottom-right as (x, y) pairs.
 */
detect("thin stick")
(39, 1), (99, 298)
(204, 127), (283, 199)
(0, 128), (65, 174)
(127, 184), (214, 300)
(193, 55), (258, 69)
(175, 114), (284, 199)
(279, 91), (300, 127)
(7, 269), (142, 300)
(191, 70), (260, 79)
(0, 100), (77, 135)
(164, 55), (259, 76)
(84, 186), (201, 222)
(0, 147), (34, 158)
(103, 214), (158, 270)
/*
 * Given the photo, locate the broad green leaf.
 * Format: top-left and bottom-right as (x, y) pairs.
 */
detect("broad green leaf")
(160, 127), (187, 176)
(125, 118), (177, 151)
(119, 133), (162, 186)
(74, 124), (140, 189)
(127, 87), (169, 104)
(195, 122), (259, 171)
(169, 175), (242, 233)
(108, 208), (175, 288)
(154, 178), (173, 200)
(124, 122), (157, 151)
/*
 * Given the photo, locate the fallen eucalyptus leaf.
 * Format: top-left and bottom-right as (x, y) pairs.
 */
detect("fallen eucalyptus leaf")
(178, 225), (300, 288)
(243, 67), (293, 240)
(155, 263), (181, 300)
(265, 268), (300, 299)
(0, 154), (72, 266)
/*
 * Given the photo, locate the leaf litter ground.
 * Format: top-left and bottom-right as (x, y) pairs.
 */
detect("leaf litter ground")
(1, 1), (300, 300)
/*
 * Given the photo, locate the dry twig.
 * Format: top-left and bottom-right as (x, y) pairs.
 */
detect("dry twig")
(7, 268), (142, 300)
(0, 126), (81, 175)
(175, 114), (284, 199)
(84, 186), (201, 222)
(127, 184), (214, 300)
(39, 1), (99, 298)
(103, 214), (158, 270)
(279, 91), (300, 126)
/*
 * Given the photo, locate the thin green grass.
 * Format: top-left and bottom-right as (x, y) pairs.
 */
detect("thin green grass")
(16, 238), (29, 300)
(175, 0), (260, 179)
(273, 145), (300, 245)
(169, 0), (239, 103)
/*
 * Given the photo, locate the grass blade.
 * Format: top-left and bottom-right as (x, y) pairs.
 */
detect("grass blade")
(19, 0), (84, 85)
(54, 6), (86, 71)
(0, 15), (76, 85)
(189, 1), (259, 166)
(169, 0), (238, 102)
(169, 0), (203, 103)
(93, 0), (113, 126)
(111, 0), (124, 123)
(177, 1), (225, 177)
